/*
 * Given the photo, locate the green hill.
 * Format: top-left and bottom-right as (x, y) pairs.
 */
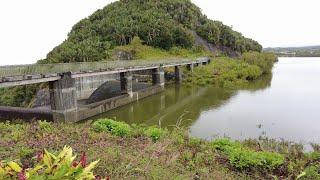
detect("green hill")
(44, 0), (262, 63)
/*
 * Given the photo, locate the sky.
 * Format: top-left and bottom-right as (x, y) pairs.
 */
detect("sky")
(0, 0), (319, 65)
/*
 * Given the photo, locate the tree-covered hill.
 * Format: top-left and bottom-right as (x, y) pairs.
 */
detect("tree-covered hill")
(44, 0), (262, 63)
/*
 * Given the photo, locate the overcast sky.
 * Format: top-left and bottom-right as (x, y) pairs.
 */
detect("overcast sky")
(0, 0), (319, 65)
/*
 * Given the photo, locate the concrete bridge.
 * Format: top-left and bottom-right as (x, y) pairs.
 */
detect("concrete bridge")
(0, 57), (210, 122)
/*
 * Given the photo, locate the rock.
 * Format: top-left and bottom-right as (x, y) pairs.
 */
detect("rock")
(113, 50), (134, 60)
(192, 31), (240, 58)
(32, 88), (51, 108)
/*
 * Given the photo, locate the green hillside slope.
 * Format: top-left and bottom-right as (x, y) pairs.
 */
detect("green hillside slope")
(44, 0), (262, 63)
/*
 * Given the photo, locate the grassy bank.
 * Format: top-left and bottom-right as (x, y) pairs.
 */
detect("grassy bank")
(112, 37), (214, 60)
(184, 52), (278, 88)
(0, 120), (319, 179)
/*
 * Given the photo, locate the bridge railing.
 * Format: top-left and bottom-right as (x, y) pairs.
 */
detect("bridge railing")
(0, 57), (209, 78)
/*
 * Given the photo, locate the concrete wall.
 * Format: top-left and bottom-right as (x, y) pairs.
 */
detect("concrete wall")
(0, 106), (53, 121)
(75, 74), (119, 100)
(0, 85), (164, 122)
(77, 85), (164, 120)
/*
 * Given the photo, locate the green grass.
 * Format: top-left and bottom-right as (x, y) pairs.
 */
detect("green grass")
(113, 37), (213, 61)
(0, 120), (319, 179)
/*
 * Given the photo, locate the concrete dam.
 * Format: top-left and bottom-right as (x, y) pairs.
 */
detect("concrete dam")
(0, 58), (210, 122)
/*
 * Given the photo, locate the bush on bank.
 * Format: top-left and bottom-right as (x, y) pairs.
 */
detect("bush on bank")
(92, 119), (167, 141)
(183, 52), (278, 88)
(0, 120), (319, 179)
(242, 51), (278, 74)
(212, 138), (284, 170)
(184, 57), (263, 88)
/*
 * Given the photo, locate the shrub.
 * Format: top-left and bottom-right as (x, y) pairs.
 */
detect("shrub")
(92, 119), (131, 137)
(183, 55), (274, 88)
(211, 138), (241, 151)
(144, 127), (166, 142)
(38, 120), (52, 133)
(242, 52), (277, 74)
(0, 146), (102, 180)
(297, 165), (320, 179)
(0, 84), (39, 107)
(212, 139), (285, 170)
(188, 137), (202, 147)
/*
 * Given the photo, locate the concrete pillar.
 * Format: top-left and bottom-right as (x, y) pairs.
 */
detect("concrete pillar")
(186, 64), (194, 72)
(152, 67), (165, 87)
(175, 66), (182, 83)
(120, 71), (133, 96)
(49, 72), (78, 122)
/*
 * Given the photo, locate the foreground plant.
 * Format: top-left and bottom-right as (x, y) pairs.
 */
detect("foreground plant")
(0, 146), (104, 180)
(1, 121), (319, 179)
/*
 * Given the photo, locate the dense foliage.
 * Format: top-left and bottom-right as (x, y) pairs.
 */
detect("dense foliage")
(44, 0), (262, 63)
(0, 84), (40, 107)
(0, 120), (319, 179)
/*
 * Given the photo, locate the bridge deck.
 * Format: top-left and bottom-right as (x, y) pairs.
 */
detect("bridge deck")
(0, 57), (209, 88)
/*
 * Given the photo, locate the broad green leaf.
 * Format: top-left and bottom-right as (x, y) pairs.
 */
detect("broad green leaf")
(27, 164), (44, 177)
(7, 161), (22, 172)
(51, 163), (69, 179)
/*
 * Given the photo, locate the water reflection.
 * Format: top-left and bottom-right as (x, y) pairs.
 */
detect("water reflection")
(93, 58), (320, 145)
(190, 58), (320, 145)
(93, 68), (272, 130)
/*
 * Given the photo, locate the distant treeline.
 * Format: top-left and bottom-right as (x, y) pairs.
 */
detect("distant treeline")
(264, 46), (320, 57)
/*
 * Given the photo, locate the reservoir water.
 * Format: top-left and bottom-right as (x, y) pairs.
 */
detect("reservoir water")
(94, 57), (320, 145)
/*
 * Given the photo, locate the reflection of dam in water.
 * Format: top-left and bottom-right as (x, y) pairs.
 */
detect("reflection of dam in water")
(92, 72), (272, 128)
(92, 72), (272, 132)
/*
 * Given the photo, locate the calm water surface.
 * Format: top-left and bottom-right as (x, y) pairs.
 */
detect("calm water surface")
(94, 57), (320, 145)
